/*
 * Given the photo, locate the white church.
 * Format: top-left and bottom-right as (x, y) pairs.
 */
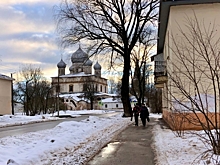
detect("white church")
(51, 47), (123, 110)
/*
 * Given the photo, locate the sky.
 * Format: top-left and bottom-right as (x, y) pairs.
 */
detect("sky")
(0, 0), (124, 82)
(0, 0), (154, 83)
(0, 0), (70, 81)
(0, 110), (219, 165)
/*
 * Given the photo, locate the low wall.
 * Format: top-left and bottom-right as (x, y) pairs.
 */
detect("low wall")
(163, 109), (220, 130)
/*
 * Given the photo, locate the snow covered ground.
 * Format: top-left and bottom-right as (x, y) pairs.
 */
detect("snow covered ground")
(0, 110), (219, 165)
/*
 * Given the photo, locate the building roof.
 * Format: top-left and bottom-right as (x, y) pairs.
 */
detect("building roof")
(157, 0), (220, 54)
(59, 93), (89, 102)
(101, 97), (122, 103)
(51, 72), (107, 80)
(59, 92), (121, 103)
(0, 74), (13, 81)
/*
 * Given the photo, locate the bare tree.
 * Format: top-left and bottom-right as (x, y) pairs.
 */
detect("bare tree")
(35, 79), (54, 114)
(82, 77), (97, 110)
(166, 13), (220, 158)
(108, 78), (117, 94)
(15, 65), (53, 115)
(55, 0), (159, 117)
(131, 61), (153, 105)
(130, 26), (156, 105)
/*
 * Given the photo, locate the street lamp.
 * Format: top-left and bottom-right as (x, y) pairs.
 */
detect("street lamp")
(57, 75), (60, 117)
(11, 72), (15, 115)
(142, 61), (146, 104)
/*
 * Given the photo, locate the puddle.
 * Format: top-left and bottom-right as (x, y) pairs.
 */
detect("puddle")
(101, 142), (120, 157)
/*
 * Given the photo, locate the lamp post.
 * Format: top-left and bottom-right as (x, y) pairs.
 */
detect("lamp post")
(142, 61), (146, 104)
(11, 73), (15, 115)
(57, 75), (60, 117)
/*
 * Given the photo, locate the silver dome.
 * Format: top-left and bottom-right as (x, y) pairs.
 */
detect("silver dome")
(94, 61), (101, 70)
(71, 47), (88, 63)
(57, 59), (66, 68)
(84, 59), (93, 66)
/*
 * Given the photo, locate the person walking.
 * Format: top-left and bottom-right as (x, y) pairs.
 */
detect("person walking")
(132, 103), (140, 126)
(140, 103), (149, 127)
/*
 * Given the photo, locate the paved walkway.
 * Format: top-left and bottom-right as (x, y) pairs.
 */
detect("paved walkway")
(87, 117), (161, 165)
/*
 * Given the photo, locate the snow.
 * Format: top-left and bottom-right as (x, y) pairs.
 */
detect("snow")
(0, 74), (13, 81)
(59, 72), (92, 77)
(172, 94), (217, 112)
(0, 110), (219, 165)
(102, 97), (120, 103)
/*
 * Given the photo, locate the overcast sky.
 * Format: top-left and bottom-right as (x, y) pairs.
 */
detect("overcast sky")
(0, 0), (152, 83)
(0, 0), (71, 81)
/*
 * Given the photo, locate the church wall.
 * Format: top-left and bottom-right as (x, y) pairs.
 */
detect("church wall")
(72, 63), (83, 73)
(52, 75), (108, 94)
(83, 66), (92, 74)
(95, 70), (101, 77)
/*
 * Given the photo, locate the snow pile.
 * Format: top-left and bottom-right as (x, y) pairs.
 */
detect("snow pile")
(0, 112), (131, 165)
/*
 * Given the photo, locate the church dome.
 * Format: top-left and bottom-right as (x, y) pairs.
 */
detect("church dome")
(69, 65), (74, 71)
(84, 59), (93, 66)
(57, 59), (66, 68)
(71, 47), (88, 63)
(94, 61), (101, 70)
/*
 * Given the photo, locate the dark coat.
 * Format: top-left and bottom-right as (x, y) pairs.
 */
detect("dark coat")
(133, 106), (140, 116)
(140, 106), (149, 119)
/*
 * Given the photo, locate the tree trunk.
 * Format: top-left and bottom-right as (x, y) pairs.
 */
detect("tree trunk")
(90, 97), (93, 110)
(121, 54), (132, 117)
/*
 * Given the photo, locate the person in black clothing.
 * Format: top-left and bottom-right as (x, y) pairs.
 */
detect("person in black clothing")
(132, 103), (140, 126)
(140, 103), (149, 127)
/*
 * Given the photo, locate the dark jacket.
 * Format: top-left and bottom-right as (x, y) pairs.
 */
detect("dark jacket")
(140, 106), (149, 119)
(133, 106), (140, 116)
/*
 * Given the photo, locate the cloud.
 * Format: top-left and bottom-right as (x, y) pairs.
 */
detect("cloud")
(0, 0), (62, 80)
(0, 0), (60, 6)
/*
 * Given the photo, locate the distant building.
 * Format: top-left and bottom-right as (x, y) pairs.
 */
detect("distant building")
(0, 74), (13, 115)
(100, 97), (123, 110)
(51, 46), (123, 110)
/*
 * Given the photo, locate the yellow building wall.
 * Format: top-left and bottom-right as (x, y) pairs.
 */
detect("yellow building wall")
(163, 3), (220, 109)
(162, 3), (220, 129)
(0, 79), (12, 115)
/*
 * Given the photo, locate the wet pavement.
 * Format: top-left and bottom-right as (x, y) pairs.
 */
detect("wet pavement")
(87, 117), (158, 165)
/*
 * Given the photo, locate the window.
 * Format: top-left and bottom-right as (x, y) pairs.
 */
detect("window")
(116, 104), (118, 108)
(105, 104), (108, 108)
(100, 85), (102, 92)
(83, 84), (88, 91)
(56, 85), (60, 93)
(69, 85), (73, 92)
